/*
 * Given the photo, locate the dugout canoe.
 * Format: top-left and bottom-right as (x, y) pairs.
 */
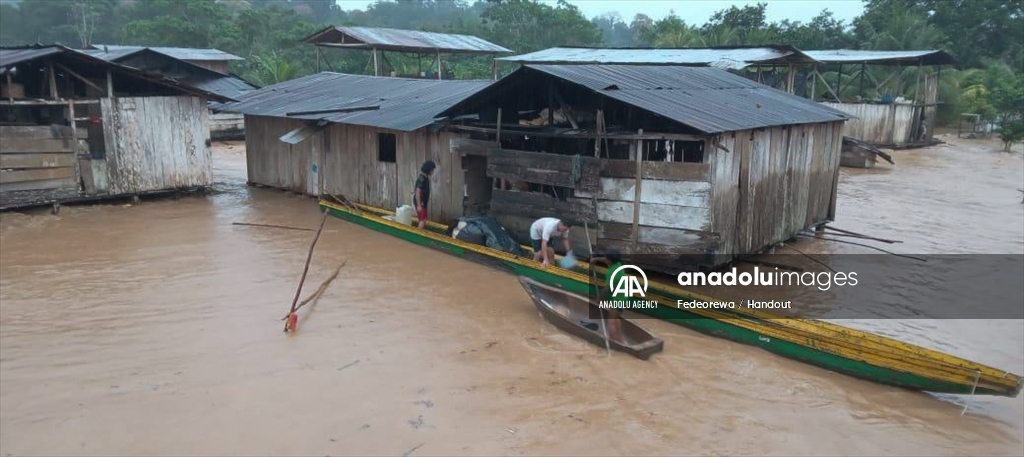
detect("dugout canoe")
(318, 199), (1024, 397)
(518, 276), (664, 360)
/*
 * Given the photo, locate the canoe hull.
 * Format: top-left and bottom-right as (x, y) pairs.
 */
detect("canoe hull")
(518, 276), (664, 360)
(319, 200), (1023, 398)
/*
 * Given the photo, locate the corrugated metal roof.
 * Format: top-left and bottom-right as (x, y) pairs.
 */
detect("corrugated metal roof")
(802, 49), (957, 66)
(181, 74), (256, 100)
(89, 44), (243, 61)
(81, 47), (256, 99)
(0, 46), (64, 67)
(303, 26), (511, 54)
(443, 64), (849, 134)
(79, 47), (141, 61)
(0, 45), (235, 102)
(213, 72), (492, 131)
(496, 46), (818, 70)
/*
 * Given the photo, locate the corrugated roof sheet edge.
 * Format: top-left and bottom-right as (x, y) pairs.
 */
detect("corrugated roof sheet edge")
(215, 72), (493, 132)
(520, 64), (850, 134)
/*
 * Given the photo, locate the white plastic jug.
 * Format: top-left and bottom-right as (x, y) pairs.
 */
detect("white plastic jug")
(395, 205), (414, 225)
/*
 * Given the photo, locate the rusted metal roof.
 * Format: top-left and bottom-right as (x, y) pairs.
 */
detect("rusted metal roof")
(303, 26), (512, 55)
(442, 64), (850, 134)
(496, 45), (819, 70)
(0, 46), (64, 68)
(213, 72), (493, 131)
(88, 44), (243, 61)
(802, 50), (957, 66)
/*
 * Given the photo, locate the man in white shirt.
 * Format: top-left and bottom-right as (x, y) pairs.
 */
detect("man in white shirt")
(529, 217), (572, 268)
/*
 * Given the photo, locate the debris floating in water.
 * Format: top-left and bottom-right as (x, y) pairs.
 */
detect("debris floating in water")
(338, 360), (360, 371)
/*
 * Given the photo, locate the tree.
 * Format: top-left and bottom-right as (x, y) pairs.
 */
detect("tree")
(480, 0), (601, 53)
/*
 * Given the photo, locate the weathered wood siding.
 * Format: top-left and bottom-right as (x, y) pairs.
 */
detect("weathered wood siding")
(822, 102), (918, 145)
(488, 188), (597, 255)
(209, 110), (245, 139)
(100, 96), (212, 195)
(243, 116), (321, 196)
(708, 121), (843, 260)
(708, 132), (740, 264)
(244, 115), (467, 222)
(582, 159), (717, 256)
(0, 125), (79, 194)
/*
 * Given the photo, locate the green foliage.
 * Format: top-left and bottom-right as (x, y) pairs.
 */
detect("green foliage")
(0, 0), (1019, 130)
(480, 0), (602, 53)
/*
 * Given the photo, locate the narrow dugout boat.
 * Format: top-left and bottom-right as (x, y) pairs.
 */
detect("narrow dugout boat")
(319, 199), (1024, 398)
(518, 276), (664, 360)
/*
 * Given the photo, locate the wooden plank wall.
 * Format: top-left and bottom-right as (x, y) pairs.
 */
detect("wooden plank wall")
(101, 96), (212, 195)
(488, 188), (597, 255)
(318, 123), (465, 222)
(209, 110), (245, 139)
(708, 131), (740, 261)
(243, 115), (321, 195)
(715, 121), (844, 259)
(582, 158), (717, 255)
(821, 102), (916, 145)
(0, 125), (78, 193)
(486, 148), (602, 192)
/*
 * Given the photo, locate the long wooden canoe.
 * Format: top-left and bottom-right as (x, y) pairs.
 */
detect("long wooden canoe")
(518, 276), (664, 360)
(319, 199), (1024, 397)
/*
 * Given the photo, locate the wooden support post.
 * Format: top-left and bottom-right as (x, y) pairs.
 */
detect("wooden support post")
(316, 46), (322, 73)
(837, 63), (843, 99)
(68, 98), (83, 193)
(859, 62), (866, 98)
(810, 66), (817, 100)
(492, 57), (498, 81)
(547, 81), (554, 126)
(496, 107), (502, 144)
(914, 59), (922, 103)
(786, 63), (796, 94)
(594, 109), (603, 157)
(436, 49), (442, 80)
(816, 70), (841, 102)
(318, 128), (328, 197)
(372, 48), (379, 76)
(631, 130), (643, 253)
(5, 70), (12, 102)
(106, 70), (113, 97)
(48, 63), (58, 99)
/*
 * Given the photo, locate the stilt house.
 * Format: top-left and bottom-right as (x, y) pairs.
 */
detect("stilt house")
(437, 64), (851, 271)
(0, 45), (233, 211)
(215, 72), (492, 221)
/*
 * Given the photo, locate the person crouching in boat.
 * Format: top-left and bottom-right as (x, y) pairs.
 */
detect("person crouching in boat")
(529, 217), (572, 268)
(590, 248), (625, 343)
(414, 160), (436, 229)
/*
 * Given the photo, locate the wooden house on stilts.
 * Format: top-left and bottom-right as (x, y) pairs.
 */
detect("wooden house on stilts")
(0, 45), (234, 212)
(437, 64), (851, 272)
(214, 72), (492, 222)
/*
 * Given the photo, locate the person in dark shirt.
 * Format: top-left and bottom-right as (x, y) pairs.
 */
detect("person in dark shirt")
(414, 160), (436, 229)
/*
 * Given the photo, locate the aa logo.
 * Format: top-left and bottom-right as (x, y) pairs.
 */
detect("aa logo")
(610, 264), (648, 298)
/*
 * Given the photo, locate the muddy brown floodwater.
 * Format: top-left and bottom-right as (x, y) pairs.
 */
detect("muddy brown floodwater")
(1, 134), (1022, 456)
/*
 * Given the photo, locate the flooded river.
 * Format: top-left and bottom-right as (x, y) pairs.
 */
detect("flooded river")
(1, 133), (1022, 456)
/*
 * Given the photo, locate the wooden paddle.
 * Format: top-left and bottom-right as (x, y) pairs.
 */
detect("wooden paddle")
(584, 221), (612, 357)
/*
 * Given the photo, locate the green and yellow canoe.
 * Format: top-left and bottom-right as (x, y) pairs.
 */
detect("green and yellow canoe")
(320, 199), (1023, 397)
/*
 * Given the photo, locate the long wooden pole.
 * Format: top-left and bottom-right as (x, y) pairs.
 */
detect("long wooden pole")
(284, 209), (330, 332)
(584, 221), (611, 357)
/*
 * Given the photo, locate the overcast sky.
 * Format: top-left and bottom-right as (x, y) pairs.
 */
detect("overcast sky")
(335, 0), (867, 25)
